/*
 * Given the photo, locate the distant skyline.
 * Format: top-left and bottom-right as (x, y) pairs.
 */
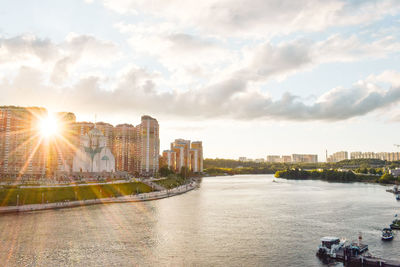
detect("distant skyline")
(1, 0), (400, 160)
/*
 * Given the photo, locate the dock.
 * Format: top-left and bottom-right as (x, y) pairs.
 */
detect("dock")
(333, 247), (400, 267)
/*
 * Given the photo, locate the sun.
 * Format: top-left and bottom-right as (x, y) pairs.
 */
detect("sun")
(39, 114), (59, 138)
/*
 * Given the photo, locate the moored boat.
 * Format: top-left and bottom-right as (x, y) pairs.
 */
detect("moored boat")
(381, 228), (394, 240)
(316, 237), (345, 258)
(391, 219), (400, 230)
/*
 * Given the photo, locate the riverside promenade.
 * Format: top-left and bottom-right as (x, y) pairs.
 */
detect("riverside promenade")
(0, 182), (198, 214)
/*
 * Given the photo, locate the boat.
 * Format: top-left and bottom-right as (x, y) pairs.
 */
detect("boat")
(386, 185), (400, 194)
(316, 237), (345, 258)
(381, 228), (394, 240)
(390, 218), (400, 230)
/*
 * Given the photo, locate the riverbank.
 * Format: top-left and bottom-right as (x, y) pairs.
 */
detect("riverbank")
(0, 181), (198, 214)
(275, 169), (399, 184)
(0, 181), (153, 206)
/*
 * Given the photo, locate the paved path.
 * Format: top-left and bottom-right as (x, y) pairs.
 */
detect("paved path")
(0, 182), (198, 214)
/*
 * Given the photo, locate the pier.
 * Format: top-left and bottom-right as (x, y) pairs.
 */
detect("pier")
(333, 248), (400, 267)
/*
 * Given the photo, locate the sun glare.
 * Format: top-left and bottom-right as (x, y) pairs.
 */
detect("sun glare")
(39, 114), (59, 138)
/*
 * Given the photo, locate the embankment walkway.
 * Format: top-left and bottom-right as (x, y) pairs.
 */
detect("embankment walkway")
(0, 182), (198, 214)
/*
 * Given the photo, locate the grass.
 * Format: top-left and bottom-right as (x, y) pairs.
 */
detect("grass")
(0, 182), (153, 206)
(154, 176), (188, 189)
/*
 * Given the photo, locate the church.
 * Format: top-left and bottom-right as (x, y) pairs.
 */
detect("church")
(72, 126), (115, 173)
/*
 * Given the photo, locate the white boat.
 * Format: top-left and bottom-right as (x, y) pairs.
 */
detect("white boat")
(382, 228), (394, 241)
(316, 237), (345, 258)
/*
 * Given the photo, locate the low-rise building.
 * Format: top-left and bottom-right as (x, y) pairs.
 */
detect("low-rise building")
(350, 151), (400, 161)
(327, 151), (348, 163)
(266, 155), (281, 163)
(281, 155), (292, 163)
(291, 154), (318, 163)
(390, 168), (400, 177)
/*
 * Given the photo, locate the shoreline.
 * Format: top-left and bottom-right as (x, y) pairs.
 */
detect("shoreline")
(0, 182), (198, 214)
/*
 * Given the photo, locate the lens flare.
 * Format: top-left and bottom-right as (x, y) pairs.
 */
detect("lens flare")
(39, 114), (58, 138)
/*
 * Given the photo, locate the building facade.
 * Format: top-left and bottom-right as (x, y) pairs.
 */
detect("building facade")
(327, 151), (348, 163)
(46, 112), (77, 175)
(113, 124), (136, 173)
(291, 154), (318, 163)
(72, 127), (115, 172)
(0, 106), (164, 179)
(190, 141), (203, 172)
(162, 150), (177, 171)
(281, 155), (292, 163)
(350, 151), (400, 161)
(136, 116), (159, 177)
(95, 122), (114, 151)
(0, 106), (47, 178)
(171, 139), (191, 172)
(164, 140), (203, 173)
(266, 155), (281, 163)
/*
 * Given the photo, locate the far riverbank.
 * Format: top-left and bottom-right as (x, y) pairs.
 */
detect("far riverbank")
(275, 169), (400, 184)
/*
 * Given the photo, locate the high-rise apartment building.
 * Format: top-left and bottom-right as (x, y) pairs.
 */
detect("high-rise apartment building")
(113, 124), (136, 173)
(164, 140), (203, 173)
(171, 139), (191, 172)
(162, 150), (177, 171)
(136, 116), (159, 176)
(190, 141), (203, 172)
(95, 122), (114, 151)
(73, 122), (95, 147)
(0, 106), (47, 178)
(0, 106), (163, 178)
(46, 112), (76, 175)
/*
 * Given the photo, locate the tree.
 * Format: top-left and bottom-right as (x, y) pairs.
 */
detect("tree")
(180, 166), (191, 179)
(379, 172), (395, 184)
(159, 166), (173, 177)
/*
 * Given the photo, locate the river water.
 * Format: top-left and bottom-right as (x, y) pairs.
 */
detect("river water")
(0, 175), (399, 266)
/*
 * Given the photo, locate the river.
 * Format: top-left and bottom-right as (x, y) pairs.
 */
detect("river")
(0, 175), (399, 266)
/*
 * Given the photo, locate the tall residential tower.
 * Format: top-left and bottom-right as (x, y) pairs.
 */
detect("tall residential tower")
(136, 116), (159, 176)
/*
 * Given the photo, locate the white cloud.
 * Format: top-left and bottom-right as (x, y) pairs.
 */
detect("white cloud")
(116, 17), (400, 86)
(104, 0), (400, 37)
(2, 64), (400, 122)
(0, 33), (120, 84)
(116, 22), (234, 68)
(366, 70), (400, 87)
(235, 34), (400, 83)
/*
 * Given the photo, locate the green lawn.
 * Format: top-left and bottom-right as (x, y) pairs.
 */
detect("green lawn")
(154, 176), (188, 189)
(0, 182), (153, 206)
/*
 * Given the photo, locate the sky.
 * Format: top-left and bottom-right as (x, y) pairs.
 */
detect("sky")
(1, 0), (400, 160)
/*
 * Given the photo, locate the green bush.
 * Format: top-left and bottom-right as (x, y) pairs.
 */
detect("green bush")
(379, 173), (395, 184)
